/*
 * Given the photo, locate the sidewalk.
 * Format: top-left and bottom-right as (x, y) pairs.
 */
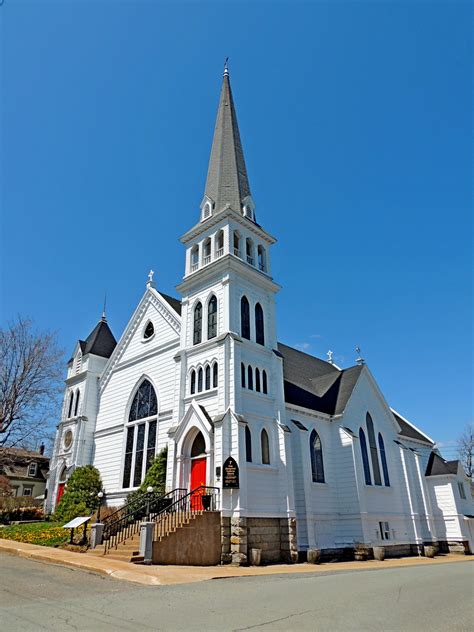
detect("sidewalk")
(1, 538), (472, 586)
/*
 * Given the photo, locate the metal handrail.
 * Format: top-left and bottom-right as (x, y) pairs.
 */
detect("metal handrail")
(153, 485), (220, 542)
(103, 488), (186, 553)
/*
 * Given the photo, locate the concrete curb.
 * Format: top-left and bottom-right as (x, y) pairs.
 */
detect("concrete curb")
(1, 538), (472, 587)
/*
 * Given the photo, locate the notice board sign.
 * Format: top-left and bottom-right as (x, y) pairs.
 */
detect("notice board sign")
(223, 456), (239, 489)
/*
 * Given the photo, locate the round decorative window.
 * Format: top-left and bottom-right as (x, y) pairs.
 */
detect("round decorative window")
(63, 429), (73, 450)
(143, 321), (155, 340)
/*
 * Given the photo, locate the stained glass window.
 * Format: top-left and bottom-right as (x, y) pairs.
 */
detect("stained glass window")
(193, 302), (202, 345)
(129, 380), (157, 422)
(310, 430), (325, 483)
(208, 296), (217, 339)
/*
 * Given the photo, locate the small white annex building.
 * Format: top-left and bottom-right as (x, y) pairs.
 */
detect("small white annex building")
(47, 66), (473, 563)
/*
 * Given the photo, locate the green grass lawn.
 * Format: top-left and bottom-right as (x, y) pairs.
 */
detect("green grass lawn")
(0, 521), (70, 547)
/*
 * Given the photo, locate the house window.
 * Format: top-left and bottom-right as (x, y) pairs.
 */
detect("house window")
(261, 429), (270, 464)
(28, 463), (37, 478)
(208, 296), (218, 339)
(262, 370), (268, 394)
(458, 481), (466, 500)
(241, 363), (246, 388)
(213, 363), (218, 389)
(245, 426), (252, 462)
(193, 302), (202, 345)
(205, 365), (211, 390)
(379, 521), (391, 540)
(190, 370), (196, 395)
(255, 303), (264, 345)
(22, 486), (33, 497)
(144, 321), (154, 340)
(241, 296), (250, 339)
(359, 428), (372, 485)
(310, 430), (325, 483)
(247, 366), (253, 390)
(378, 433), (390, 487)
(366, 413), (382, 485)
(122, 379), (158, 489)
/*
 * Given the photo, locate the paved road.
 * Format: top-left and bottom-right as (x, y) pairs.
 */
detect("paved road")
(0, 553), (472, 631)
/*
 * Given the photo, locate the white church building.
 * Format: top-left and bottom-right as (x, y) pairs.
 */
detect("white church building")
(47, 67), (473, 564)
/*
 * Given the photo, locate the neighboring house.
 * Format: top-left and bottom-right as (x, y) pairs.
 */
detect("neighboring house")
(0, 446), (49, 499)
(46, 66), (474, 562)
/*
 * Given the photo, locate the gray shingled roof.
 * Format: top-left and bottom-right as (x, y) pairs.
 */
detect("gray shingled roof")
(425, 452), (459, 476)
(160, 292), (182, 315)
(391, 410), (433, 445)
(277, 343), (363, 415)
(204, 70), (251, 215)
(80, 318), (117, 359)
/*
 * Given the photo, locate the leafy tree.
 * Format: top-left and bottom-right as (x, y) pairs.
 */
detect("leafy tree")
(55, 465), (102, 522)
(126, 447), (168, 506)
(0, 316), (63, 450)
(458, 423), (474, 480)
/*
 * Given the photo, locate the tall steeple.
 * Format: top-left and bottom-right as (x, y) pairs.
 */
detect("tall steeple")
(202, 61), (254, 219)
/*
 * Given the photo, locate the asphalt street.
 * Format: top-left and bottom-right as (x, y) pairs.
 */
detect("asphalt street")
(0, 552), (472, 631)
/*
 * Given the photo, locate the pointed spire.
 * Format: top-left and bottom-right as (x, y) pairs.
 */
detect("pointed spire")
(203, 62), (253, 216)
(101, 293), (107, 322)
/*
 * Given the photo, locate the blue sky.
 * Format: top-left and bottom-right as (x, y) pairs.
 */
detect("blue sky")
(1, 1), (472, 453)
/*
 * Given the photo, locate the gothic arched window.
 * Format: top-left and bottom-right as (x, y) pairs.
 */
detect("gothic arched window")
(190, 370), (196, 395)
(261, 429), (270, 464)
(366, 413), (382, 485)
(74, 390), (80, 417)
(255, 303), (265, 345)
(208, 296), (218, 339)
(197, 368), (203, 393)
(359, 427), (371, 485)
(247, 366), (253, 390)
(378, 433), (390, 487)
(241, 296), (250, 340)
(123, 379), (158, 489)
(205, 365), (211, 390)
(241, 363), (246, 388)
(67, 392), (74, 418)
(255, 368), (261, 392)
(193, 302), (202, 345)
(245, 426), (252, 462)
(213, 362), (218, 389)
(310, 429), (325, 483)
(143, 321), (154, 339)
(262, 370), (268, 394)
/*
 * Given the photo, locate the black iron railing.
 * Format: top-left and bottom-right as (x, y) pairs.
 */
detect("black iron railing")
(103, 488), (186, 553)
(153, 485), (220, 542)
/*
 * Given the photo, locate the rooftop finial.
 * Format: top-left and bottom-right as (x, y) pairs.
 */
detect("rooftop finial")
(327, 350), (334, 364)
(355, 346), (365, 366)
(223, 57), (229, 77)
(101, 292), (107, 322)
(147, 269), (155, 289)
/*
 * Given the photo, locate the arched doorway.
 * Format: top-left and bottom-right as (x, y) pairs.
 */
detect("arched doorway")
(56, 465), (67, 506)
(190, 431), (207, 491)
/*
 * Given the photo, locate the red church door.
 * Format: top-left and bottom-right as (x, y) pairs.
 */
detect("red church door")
(56, 483), (65, 506)
(190, 457), (206, 510)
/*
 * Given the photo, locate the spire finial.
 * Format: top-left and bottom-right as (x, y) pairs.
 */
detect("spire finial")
(147, 269), (155, 289)
(223, 57), (229, 77)
(101, 292), (107, 322)
(327, 350), (334, 364)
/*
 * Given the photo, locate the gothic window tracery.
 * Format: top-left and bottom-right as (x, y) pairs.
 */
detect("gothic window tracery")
(193, 302), (202, 345)
(123, 379), (158, 489)
(255, 303), (265, 345)
(310, 429), (325, 483)
(241, 296), (250, 339)
(261, 429), (270, 464)
(208, 296), (218, 339)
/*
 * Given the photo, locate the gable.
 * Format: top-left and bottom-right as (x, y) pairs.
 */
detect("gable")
(100, 288), (181, 389)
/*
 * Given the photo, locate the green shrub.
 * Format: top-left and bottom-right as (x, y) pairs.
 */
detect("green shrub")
(55, 465), (102, 522)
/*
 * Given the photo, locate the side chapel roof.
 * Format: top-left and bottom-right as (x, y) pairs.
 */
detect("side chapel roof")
(425, 452), (459, 476)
